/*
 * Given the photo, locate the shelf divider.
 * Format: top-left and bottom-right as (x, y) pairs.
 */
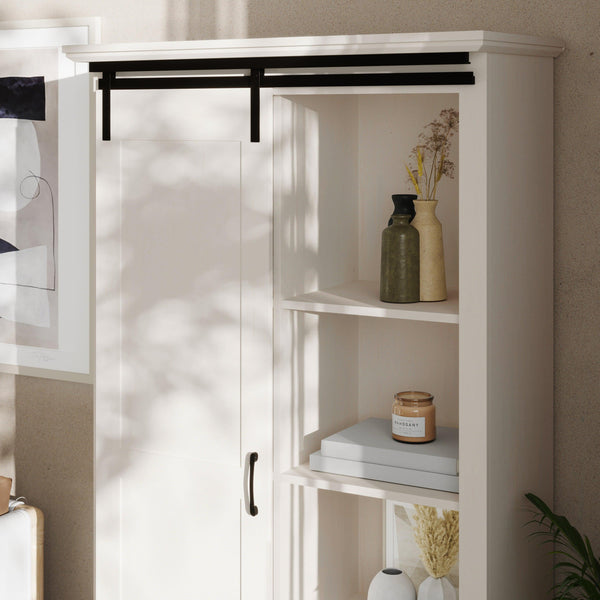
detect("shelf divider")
(277, 462), (459, 510)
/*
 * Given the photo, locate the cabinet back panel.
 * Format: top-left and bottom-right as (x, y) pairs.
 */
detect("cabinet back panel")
(276, 92), (459, 299)
(276, 95), (359, 298)
(280, 312), (459, 462)
(358, 318), (459, 428)
(286, 312), (359, 465)
(357, 94), (459, 291)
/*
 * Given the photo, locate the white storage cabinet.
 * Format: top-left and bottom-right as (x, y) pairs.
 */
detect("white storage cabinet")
(66, 31), (563, 600)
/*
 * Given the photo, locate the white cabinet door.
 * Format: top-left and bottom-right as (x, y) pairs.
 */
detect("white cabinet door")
(95, 90), (272, 600)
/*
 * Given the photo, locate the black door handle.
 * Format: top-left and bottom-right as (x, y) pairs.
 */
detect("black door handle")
(249, 452), (258, 517)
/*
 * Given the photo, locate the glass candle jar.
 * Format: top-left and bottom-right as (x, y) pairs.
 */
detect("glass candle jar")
(392, 391), (436, 443)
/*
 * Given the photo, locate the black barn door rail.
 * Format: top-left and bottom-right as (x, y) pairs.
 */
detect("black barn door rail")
(92, 52), (474, 142)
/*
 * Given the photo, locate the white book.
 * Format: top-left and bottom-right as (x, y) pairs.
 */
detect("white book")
(309, 451), (459, 494)
(320, 418), (459, 476)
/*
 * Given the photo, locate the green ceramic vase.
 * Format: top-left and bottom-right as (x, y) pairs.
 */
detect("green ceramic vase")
(380, 202), (420, 303)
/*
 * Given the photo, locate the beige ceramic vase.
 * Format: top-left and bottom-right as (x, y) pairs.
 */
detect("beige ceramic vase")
(411, 200), (447, 301)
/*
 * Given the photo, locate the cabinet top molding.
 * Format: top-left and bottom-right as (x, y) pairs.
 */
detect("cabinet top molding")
(64, 30), (564, 63)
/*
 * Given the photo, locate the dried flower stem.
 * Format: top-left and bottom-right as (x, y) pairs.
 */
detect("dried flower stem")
(405, 108), (459, 200)
(412, 504), (459, 578)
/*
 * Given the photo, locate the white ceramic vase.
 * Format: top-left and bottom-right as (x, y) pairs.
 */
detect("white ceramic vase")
(367, 568), (417, 600)
(417, 575), (456, 600)
(411, 200), (447, 301)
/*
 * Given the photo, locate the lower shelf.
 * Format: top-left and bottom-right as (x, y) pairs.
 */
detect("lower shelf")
(277, 463), (459, 510)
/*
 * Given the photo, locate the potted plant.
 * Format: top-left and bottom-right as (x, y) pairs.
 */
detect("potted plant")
(526, 492), (600, 599)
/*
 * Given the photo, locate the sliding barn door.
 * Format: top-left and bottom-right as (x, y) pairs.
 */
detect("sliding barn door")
(94, 88), (272, 600)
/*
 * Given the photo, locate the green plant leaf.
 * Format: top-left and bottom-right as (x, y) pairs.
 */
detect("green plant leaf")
(525, 493), (600, 600)
(584, 536), (600, 588)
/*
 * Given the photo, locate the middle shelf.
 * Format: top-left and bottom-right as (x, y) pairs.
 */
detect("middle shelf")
(277, 463), (459, 510)
(281, 280), (459, 323)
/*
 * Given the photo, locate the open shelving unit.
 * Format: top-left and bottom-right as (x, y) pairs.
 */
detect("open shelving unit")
(272, 35), (558, 600)
(274, 90), (462, 599)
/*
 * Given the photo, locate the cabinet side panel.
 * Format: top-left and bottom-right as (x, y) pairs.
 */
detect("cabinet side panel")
(274, 95), (360, 599)
(458, 51), (489, 600)
(486, 54), (554, 600)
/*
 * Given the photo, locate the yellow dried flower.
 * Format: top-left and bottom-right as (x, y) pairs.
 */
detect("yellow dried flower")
(405, 164), (421, 196)
(412, 505), (459, 579)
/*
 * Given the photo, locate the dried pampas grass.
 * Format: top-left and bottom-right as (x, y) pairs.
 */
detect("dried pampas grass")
(412, 505), (459, 578)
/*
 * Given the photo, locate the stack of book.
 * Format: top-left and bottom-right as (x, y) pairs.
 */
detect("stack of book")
(310, 418), (459, 493)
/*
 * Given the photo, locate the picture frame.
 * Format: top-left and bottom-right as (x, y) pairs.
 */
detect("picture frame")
(0, 18), (100, 381)
(385, 500), (460, 596)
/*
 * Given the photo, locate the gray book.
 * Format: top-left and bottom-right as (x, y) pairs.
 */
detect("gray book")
(309, 451), (459, 494)
(320, 418), (458, 476)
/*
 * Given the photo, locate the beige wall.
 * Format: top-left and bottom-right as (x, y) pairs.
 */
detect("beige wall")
(0, 1), (598, 599)
(0, 374), (93, 600)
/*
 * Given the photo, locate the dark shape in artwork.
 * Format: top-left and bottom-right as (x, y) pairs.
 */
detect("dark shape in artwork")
(0, 76), (45, 121)
(0, 239), (18, 254)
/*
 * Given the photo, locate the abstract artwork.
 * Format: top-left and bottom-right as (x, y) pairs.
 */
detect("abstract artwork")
(0, 19), (99, 378)
(0, 76), (45, 119)
(0, 68), (56, 343)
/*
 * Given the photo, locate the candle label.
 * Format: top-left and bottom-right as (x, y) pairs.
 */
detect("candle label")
(392, 414), (426, 437)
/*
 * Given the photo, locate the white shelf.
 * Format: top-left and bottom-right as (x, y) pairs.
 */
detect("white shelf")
(280, 280), (459, 324)
(277, 463), (459, 510)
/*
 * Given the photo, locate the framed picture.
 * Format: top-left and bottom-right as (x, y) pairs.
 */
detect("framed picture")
(385, 500), (460, 596)
(0, 18), (100, 380)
